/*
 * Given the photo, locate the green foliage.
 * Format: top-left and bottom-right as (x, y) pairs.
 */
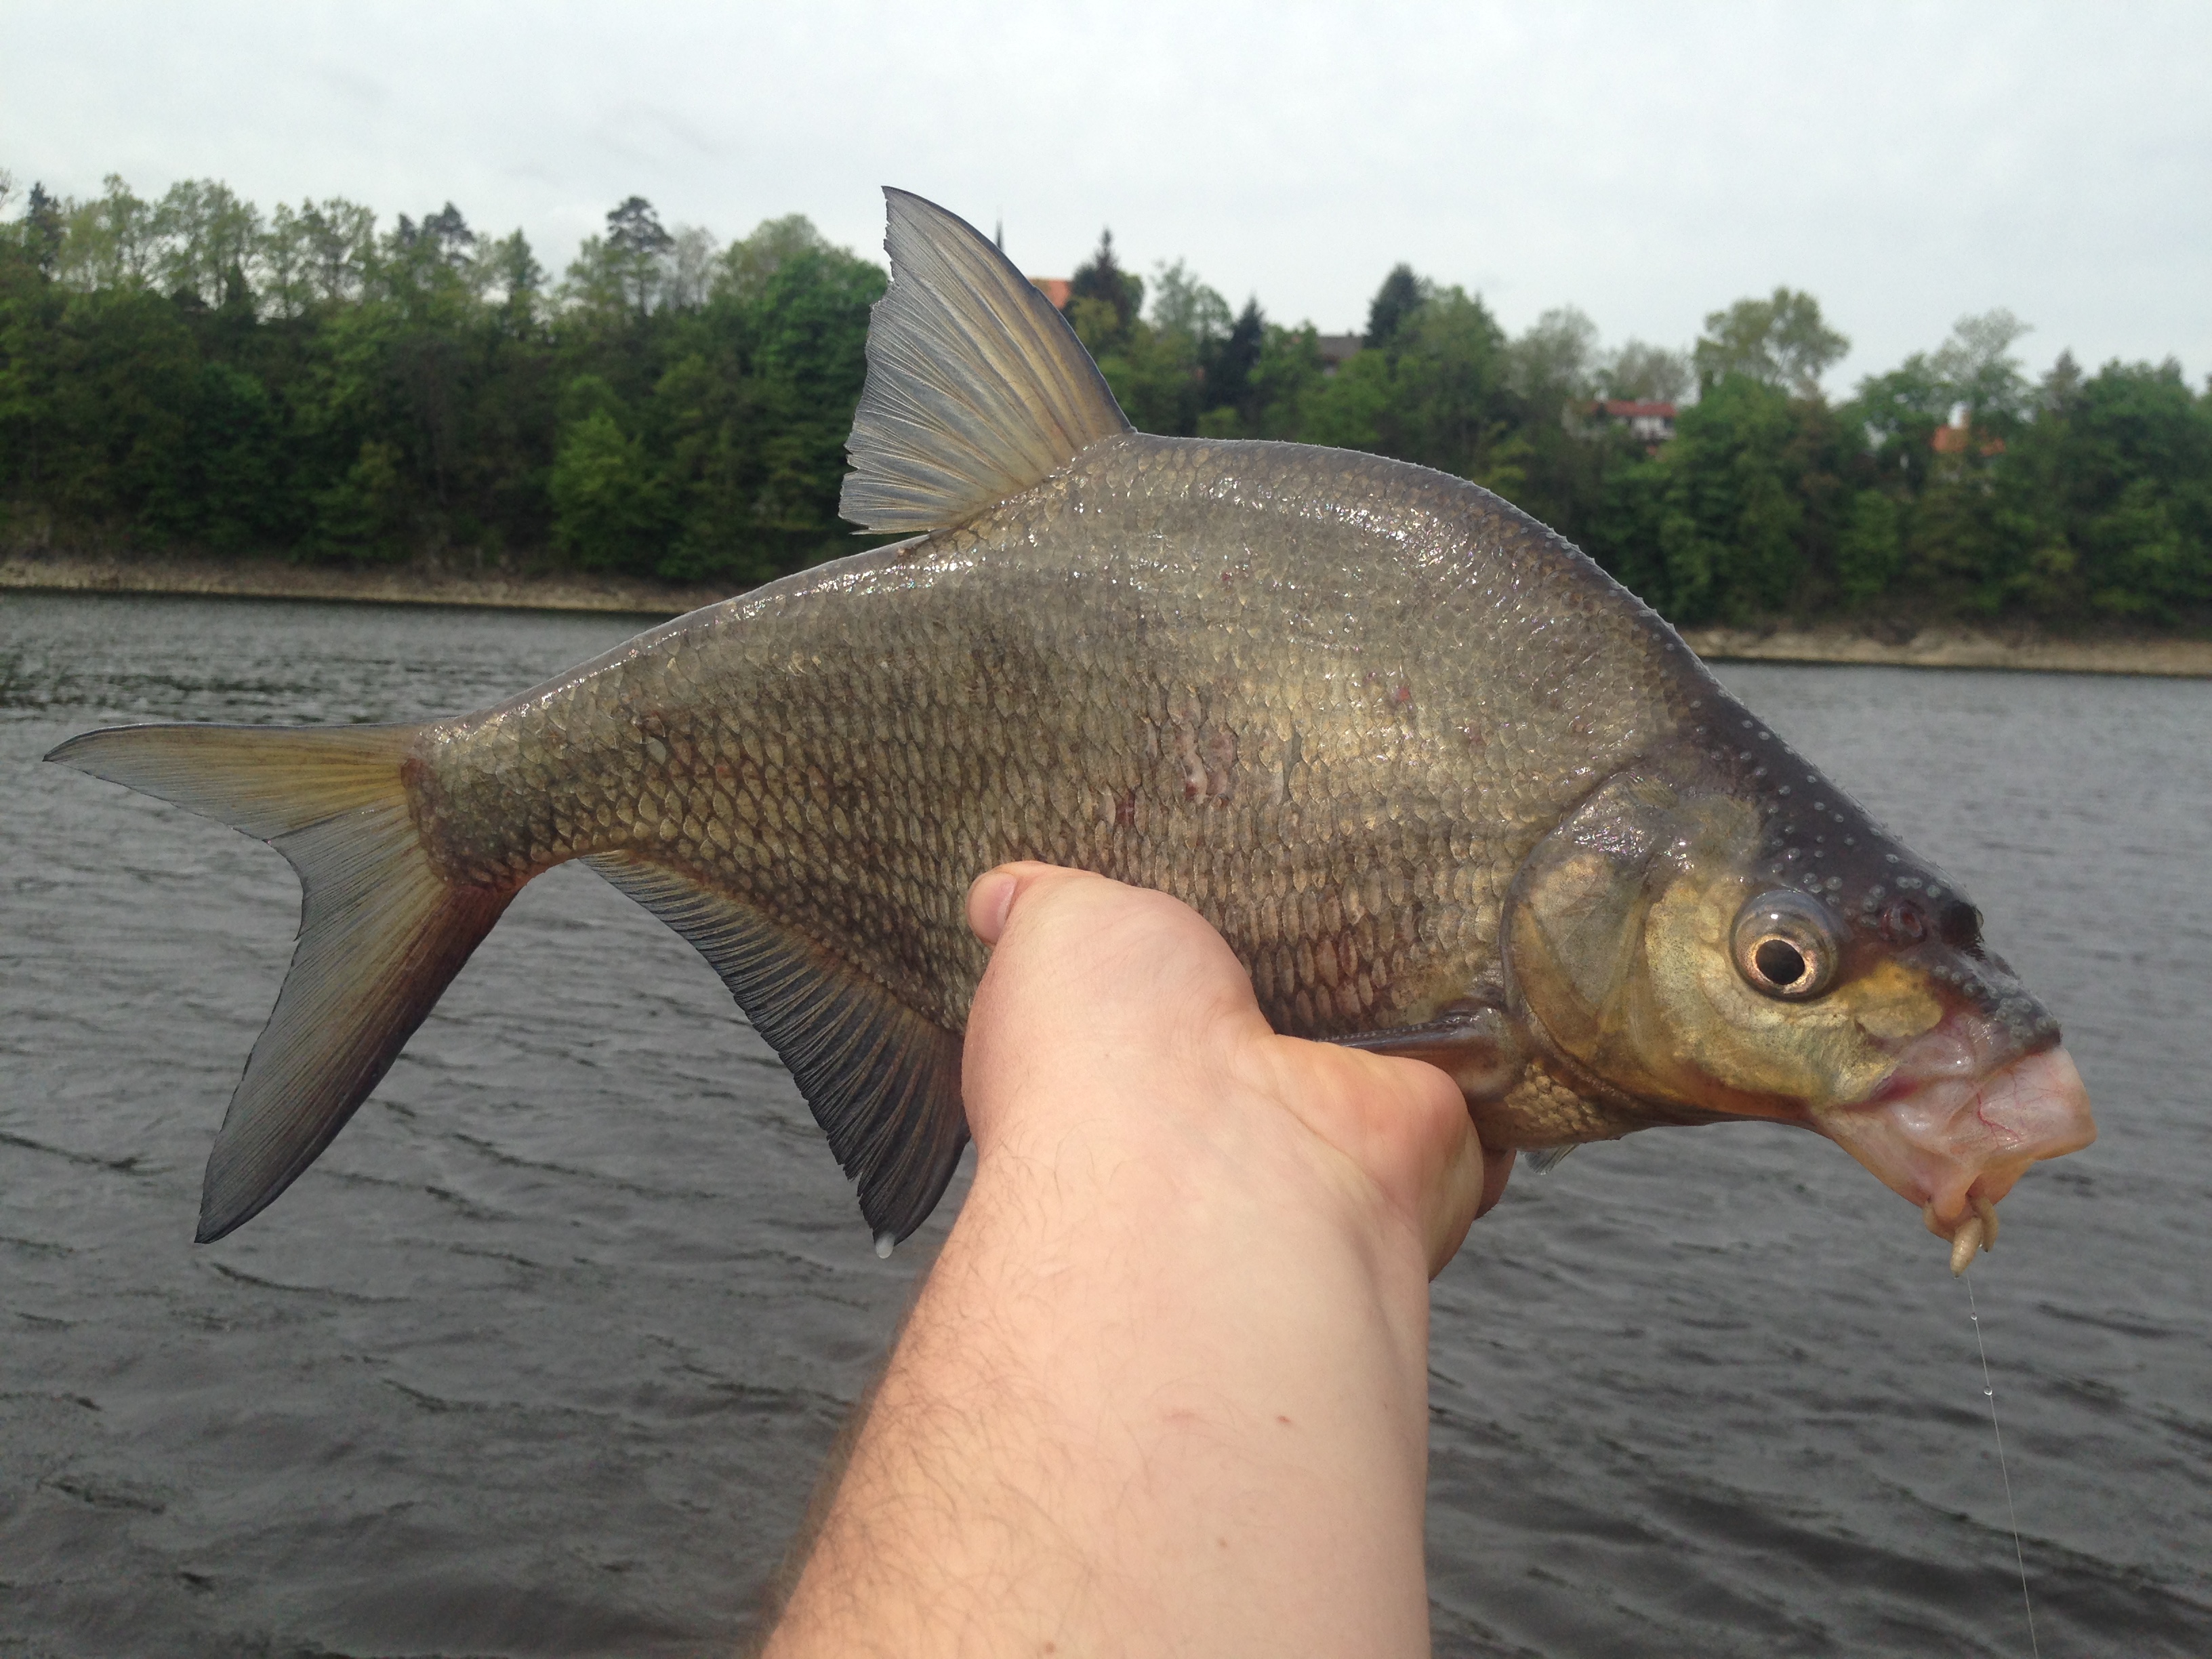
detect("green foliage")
(1600, 340), (1690, 403)
(0, 180), (884, 585)
(1997, 357), (2212, 619)
(1694, 289), (1849, 398)
(551, 400), (665, 570)
(1364, 265), (1423, 349)
(1, 171), (2205, 628)
(1836, 489), (1904, 605)
(1602, 377), (1809, 623)
(1067, 230), (1143, 347)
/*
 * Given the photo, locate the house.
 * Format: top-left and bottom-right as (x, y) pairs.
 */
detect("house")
(1591, 400), (1677, 445)
(1030, 276), (1071, 310)
(1317, 335), (1363, 376)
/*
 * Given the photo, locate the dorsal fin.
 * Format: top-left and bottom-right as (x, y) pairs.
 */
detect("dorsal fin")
(839, 188), (1132, 533)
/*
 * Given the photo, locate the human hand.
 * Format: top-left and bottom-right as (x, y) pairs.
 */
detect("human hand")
(963, 862), (1510, 1278)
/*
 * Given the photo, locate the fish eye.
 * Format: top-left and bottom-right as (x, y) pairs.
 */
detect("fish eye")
(1732, 891), (1841, 1000)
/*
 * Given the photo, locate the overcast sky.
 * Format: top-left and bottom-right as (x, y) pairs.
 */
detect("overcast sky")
(5, 1), (2206, 392)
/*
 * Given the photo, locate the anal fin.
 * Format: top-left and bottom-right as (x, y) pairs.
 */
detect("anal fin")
(586, 853), (967, 1246)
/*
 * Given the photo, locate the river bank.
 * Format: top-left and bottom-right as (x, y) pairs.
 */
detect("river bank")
(6, 548), (2209, 677)
(0, 549), (730, 619)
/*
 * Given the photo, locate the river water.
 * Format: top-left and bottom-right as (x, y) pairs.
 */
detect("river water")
(1, 591), (2205, 1656)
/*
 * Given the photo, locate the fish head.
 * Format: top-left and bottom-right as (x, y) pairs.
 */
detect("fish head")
(1500, 746), (2095, 1231)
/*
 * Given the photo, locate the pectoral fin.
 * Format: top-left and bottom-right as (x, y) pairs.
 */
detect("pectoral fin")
(586, 854), (967, 1248)
(1331, 1000), (1523, 1102)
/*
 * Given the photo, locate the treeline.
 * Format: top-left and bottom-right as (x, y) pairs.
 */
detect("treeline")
(1, 170), (2207, 626)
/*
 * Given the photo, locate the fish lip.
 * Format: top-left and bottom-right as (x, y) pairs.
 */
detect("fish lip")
(1814, 1033), (2096, 1225)
(1861, 1010), (2060, 1109)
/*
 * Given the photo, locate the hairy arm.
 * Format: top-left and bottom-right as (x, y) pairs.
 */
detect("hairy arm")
(763, 864), (1509, 1658)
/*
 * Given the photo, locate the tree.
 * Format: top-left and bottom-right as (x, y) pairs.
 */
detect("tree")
(604, 195), (674, 320)
(665, 225), (719, 311)
(1692, 289), (1848, 398)
(1381, 285), (1513, 476)
(1202, 298), (1265, 430)
(1508, 306), (1599, 417)
(716, 213), (830, 305)
(1296, 282), (1514, 483)
(1931, 308), (2034, 425)
(1847, 353), (1950, 495)
(1835, 489), (1904, 605)
(1364, 264), (1424, 350)
(298, 199), (377, 306)
(656, 240), (886, 581)
(2008, 359), (2212, 619)
(1148, 260), (1231, 344)
(22, 183), (64, 278)
(1242, 323), (1327, 441)
(480, 230), (544, 331)
(1600, 340), (1689, 403)
(1067, 229), (1142, 351)
(150, 180), (262, 308)
(259, 203), (316, 319)
(1080, 260), (1235, 438)
(1597, 376), (1813, 623)
(550, 381), (666, 571)
(59, 176), (158, 292)
(7, 161), (2205, 632)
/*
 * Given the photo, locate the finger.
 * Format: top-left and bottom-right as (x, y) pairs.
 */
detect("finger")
(965, 861), (1077, 947)
(1422, 1115), (1490, 1277)
(966, 867), (1020, 945)
(1275, 1042), (1491, 1279)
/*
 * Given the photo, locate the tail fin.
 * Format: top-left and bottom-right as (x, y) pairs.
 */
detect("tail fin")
(45, 723), (512, 1241)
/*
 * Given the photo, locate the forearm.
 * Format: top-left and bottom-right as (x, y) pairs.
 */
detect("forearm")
(766, 1081), (1439, 1657)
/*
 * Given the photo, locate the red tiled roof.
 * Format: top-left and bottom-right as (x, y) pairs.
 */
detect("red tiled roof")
(1932, 422), (2005, 456)
(1595, 400), (1677, 419)
(1030, 276), (1071, 310)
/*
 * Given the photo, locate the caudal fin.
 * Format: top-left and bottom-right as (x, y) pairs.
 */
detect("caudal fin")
(45, 723), (512, 1241)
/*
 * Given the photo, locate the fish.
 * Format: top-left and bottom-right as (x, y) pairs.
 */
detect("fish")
(47, 188), (2096, 1270)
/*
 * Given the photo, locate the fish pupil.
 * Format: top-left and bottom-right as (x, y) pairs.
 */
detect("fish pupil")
(1755, 937), (1808, 989)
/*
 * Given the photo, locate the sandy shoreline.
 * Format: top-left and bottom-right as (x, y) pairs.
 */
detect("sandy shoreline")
(6, 550), (2209, 678)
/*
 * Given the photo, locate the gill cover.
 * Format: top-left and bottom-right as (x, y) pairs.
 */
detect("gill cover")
(1502, 767), (1931, 1125)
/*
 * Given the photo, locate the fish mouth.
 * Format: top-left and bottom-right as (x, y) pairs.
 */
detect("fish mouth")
(1810, 1019), (2095, 1265)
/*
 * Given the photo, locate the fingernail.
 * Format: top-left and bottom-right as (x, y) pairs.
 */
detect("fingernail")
(966, 869), (1019, 945)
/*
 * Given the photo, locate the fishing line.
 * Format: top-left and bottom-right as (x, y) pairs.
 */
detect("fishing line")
(1967, 1274), (2040, 1658)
